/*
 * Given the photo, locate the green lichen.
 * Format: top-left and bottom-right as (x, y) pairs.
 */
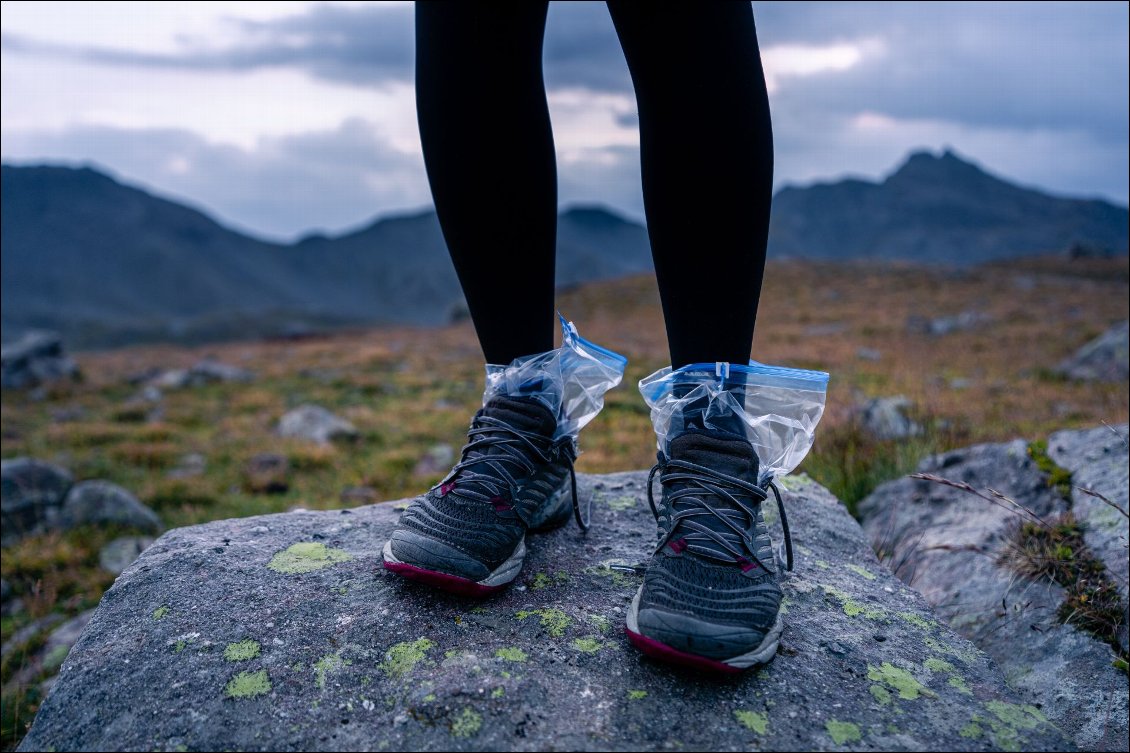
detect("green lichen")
(516, 608), (571, 637)
(867, 662), (932, 700)
(822, 585), (885, 619)
(423, 693), (436, 702)
(152, 606), (169, 620)
(846, 564), (877, 580)
(572, 637), (603, 654)
(960, 721), (983, 739)
(42, 645), (70, 672)
(825, 719), (861, 745)
(897, 611), (936, 629)
(267, 542), (353, 574)
(923, 635), (981, 665)
(924, 657), (955, 674)
(588, 615), (611, 634)
(223, 639), (261, 662)
(602, 494), (636, 511)
(382, 639), (434, 679)
(450, 707), (482, 738)
(292, 661), (305, 672)
(173, 640), (187, 653)
(491, 687), (504, 698)
(585, 559), (637, 587)
(949, 676), (973, 695)
(985, 701), (1046, 729)
(495, 647), (528, 663)
(869, 684), (892, 705)
(627, 690), (648, 701)
(314, 651), (347, 688)
(733, 709), (768, 734)
(224, 669), (271, 699)
(815, 560), (831, 570)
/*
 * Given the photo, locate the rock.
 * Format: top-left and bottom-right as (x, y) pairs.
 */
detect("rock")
(1047, 424), (1130, 651)
(856, 396), (922, 440)
(0, 331), (80, 389)
(906, 311), (990, 337)
(858, 439), (1128, 751)
(1055, 321), (1129, 382)
(1, 457), (74, 546)
(855, 347), (882, 362)
(148, 359), (255, 390)
(166, 452), (207, 480)
(40, 610), (95, 673)
(20, 472), (1068, 752)
(340, 486), (380, 505)
(99, 536), (154, 575)
(277, 404), (358, 445)
(243, 453), (290, 495)
(60, 481), (162, 534)
(413, 443), (455, 477)
(0, 578), (10, 602)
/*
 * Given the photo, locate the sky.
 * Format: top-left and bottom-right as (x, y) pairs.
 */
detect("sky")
(2, 1), (1127, 242)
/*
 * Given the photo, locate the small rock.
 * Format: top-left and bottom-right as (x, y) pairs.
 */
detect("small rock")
(855, 396), (921, 440)
(243, 453), (290, 494)
(412, 444), (455, 477)
(1055, 320), (1129, 382)
(60, 481), (162, 533)
(947, 377), (973, 390)
(41, 610), (95, 672)
(0, 331), (80, 389)
(99, 536), (154, 575)
(165, 453), (207, 480)
(855, 347), (882, 361)
(906, 311), (989, 337)
(340, 487), (379, 505)
(277, 404), (358, 445)
(1, 457), (74, 546)
(148, 359), (254, 390)
(803, 322), (847, 337)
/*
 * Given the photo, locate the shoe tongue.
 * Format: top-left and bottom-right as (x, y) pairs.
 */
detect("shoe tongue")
(480, 395), (557, 438)
(668, 429), (759, 481)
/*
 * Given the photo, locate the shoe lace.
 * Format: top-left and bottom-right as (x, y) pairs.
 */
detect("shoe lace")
(438, 414), (588, 532)
(646, 453), (793, 573)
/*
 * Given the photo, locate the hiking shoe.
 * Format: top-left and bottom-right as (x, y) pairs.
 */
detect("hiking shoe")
(625, 429), (792, 673)
(382, 395), (580, 596)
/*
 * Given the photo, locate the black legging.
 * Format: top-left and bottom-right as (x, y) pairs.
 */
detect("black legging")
(416, 1), (773, 368)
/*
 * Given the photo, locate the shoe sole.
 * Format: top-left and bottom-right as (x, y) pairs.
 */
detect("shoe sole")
(624, 586), (783, 673)
(382, 538), (526, 597)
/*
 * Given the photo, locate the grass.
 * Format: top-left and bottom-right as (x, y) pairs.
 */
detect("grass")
(1, 254), (1127, 749)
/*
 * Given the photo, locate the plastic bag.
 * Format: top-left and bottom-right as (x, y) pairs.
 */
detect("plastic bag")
(484, 314), (627, 440)
(639, 360), (829, 481)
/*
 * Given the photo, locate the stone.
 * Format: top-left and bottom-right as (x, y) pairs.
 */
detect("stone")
(148, 359), (255, 390)
(1, 457), (74, 545)
(412, 443), (455, 477)
(856, 396), (922, 440)
(0, 331), (80, 389)
(166, 452), (207, 480)
(858, 439), (1128, 751)
(1055, 320), (1129, 382)
(1047, 424), (1130, 651)
(244, 453), (290, 495)
(99, 536), (155, 575)
(906, 311), (990, 337)
(60, 481), (162, 534)
(855, 347), (882, 362)
(277, 404), (359, 445)
(20, 472), (1068, 751)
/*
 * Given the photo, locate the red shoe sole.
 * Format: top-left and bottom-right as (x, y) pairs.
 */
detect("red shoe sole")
(624, 626), (745, 675)
(382, 560), (505, 598)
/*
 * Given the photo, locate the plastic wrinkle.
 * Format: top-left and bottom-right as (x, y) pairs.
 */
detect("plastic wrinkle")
(483, 313), (627, 440)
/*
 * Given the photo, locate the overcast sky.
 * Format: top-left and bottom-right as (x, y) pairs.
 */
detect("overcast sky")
(2, 1), (1127, 242)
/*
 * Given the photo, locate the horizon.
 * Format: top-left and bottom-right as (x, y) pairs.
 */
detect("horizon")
(2, 1), (1127, 242)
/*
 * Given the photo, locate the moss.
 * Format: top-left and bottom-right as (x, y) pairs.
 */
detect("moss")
(572, 637), (602, 654)
(1026, 439), (1073, 500)
(825, 719), (861, 745)
(846, 564), (877, 580)
(173, 640), (187, 653)
(382, 638), (434, 679)
(733, 709), (768, 734)
(1114, 657), (1129, 675)
(494, 647), (527, 663)
(960, 721), (983, 739)
(516, 608), (571, 637)
(588, 615), (611, 634)
(267, 542), (352, 574)
(627, 690), (648, 701)
(223, 639), (260, 662)
(530, 573), (552, 590)
(491, 687), (504, 698)
(314, 651), (347, 688)
(867, 662), (932, 700)
(152, 606), (169, 620)
(224, 669), (271, 699)
(869, 684), (892, 705)
(450, 707), (482, 738)
(948, 676), (973, 695)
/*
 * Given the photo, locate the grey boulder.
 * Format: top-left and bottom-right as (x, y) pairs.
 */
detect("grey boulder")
(20, 472), (1067, 751)
(856, 396), (922, 440)
(60, 481), (162, 534)
(0, 331), (80, 389)
(1, 457), (74, 545)
(277, 404), (359, 445)
(99, 536), (155, 575)
(1055, 320), (1129, 382)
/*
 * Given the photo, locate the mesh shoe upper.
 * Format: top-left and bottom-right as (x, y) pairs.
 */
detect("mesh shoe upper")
(389, 395), (572, 581)
(636, 429), (783, 659)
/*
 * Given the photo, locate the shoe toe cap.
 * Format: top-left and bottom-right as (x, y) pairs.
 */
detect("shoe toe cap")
(387, 528), (490, 582)
(636, 607), (774, 661)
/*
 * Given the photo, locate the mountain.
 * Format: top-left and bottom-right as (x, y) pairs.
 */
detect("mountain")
(767, 149), (1128, 262)
(3, 151), (1127, 348)
(0, 166), (652, 347)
